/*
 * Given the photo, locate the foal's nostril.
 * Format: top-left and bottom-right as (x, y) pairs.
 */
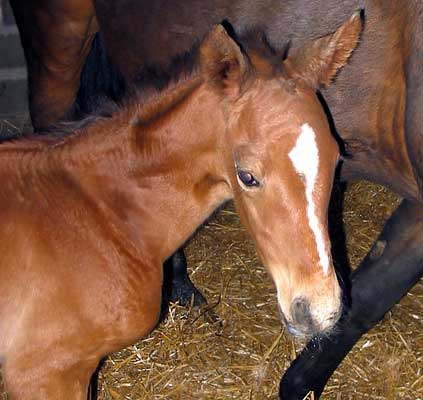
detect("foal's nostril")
(290, 297), (315, 332)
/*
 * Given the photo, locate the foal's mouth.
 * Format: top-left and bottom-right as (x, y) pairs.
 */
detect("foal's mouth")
(277, 300), (342, 338)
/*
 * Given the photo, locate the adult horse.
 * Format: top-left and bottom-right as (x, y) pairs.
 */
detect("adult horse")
(0, 17), (361, 399)
(9, 0), (423, 398)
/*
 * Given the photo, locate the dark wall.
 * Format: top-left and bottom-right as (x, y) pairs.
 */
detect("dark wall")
(0, 0), (28, 118)
(1, 0), (15, 25)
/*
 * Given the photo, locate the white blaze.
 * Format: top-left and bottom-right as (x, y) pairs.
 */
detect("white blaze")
(288, 123), (330, 275)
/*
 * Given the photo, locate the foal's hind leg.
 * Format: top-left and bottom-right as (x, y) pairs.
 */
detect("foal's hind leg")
(279, 200), (423, 399)
(162, 248), (206, 308)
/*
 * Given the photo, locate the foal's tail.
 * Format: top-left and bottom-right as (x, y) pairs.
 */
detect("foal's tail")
(68, 32), (127, 120)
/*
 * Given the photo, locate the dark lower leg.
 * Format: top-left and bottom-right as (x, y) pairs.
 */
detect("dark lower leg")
(87, 363), (102, 400)
(162, 247), (206, 309)
(280, 200), (423, 399)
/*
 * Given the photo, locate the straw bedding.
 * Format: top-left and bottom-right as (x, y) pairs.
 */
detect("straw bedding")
(0, 119), (421, 399)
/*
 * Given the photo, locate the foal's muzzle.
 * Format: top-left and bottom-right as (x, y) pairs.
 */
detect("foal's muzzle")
(279, 296), (342, 338)
(289, 297), (318, 336)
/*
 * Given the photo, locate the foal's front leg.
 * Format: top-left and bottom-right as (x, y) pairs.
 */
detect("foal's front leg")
(279, 200), (423, 399)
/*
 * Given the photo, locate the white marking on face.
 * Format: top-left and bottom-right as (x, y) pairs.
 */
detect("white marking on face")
(288, 123), (330, 275)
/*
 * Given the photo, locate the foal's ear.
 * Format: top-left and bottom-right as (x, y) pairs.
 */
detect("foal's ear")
(199, 24), (248, 94)
(283, 11), (363, 88)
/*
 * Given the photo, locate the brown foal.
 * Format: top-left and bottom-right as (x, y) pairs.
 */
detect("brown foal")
(0, 15), (361, 399)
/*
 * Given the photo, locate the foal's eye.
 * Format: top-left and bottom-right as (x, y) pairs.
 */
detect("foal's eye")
(237, 169), (260, 188)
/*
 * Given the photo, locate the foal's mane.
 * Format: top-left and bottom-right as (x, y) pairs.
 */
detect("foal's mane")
(0, 25), (283, 145)
(35, 40), (203, 140)
(61, 25), (284, 134)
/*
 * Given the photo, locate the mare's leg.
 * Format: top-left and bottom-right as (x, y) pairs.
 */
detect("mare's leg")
(88, 366), (101, 400)
(279, 200), (423, 399)
(9, 0), (97, 131)
(162, 248), (206, 307)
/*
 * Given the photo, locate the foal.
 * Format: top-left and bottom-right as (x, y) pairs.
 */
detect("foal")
(0, 16), (361, 399)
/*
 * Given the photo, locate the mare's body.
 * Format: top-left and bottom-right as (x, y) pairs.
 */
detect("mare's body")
(8, 1), (423, 398)
(96, 0), (422, 199)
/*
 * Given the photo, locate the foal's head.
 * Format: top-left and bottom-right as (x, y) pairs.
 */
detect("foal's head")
(199, 14), (362, 337)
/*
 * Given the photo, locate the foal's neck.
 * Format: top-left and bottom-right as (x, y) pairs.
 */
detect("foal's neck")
(72, 78), (232, 262)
